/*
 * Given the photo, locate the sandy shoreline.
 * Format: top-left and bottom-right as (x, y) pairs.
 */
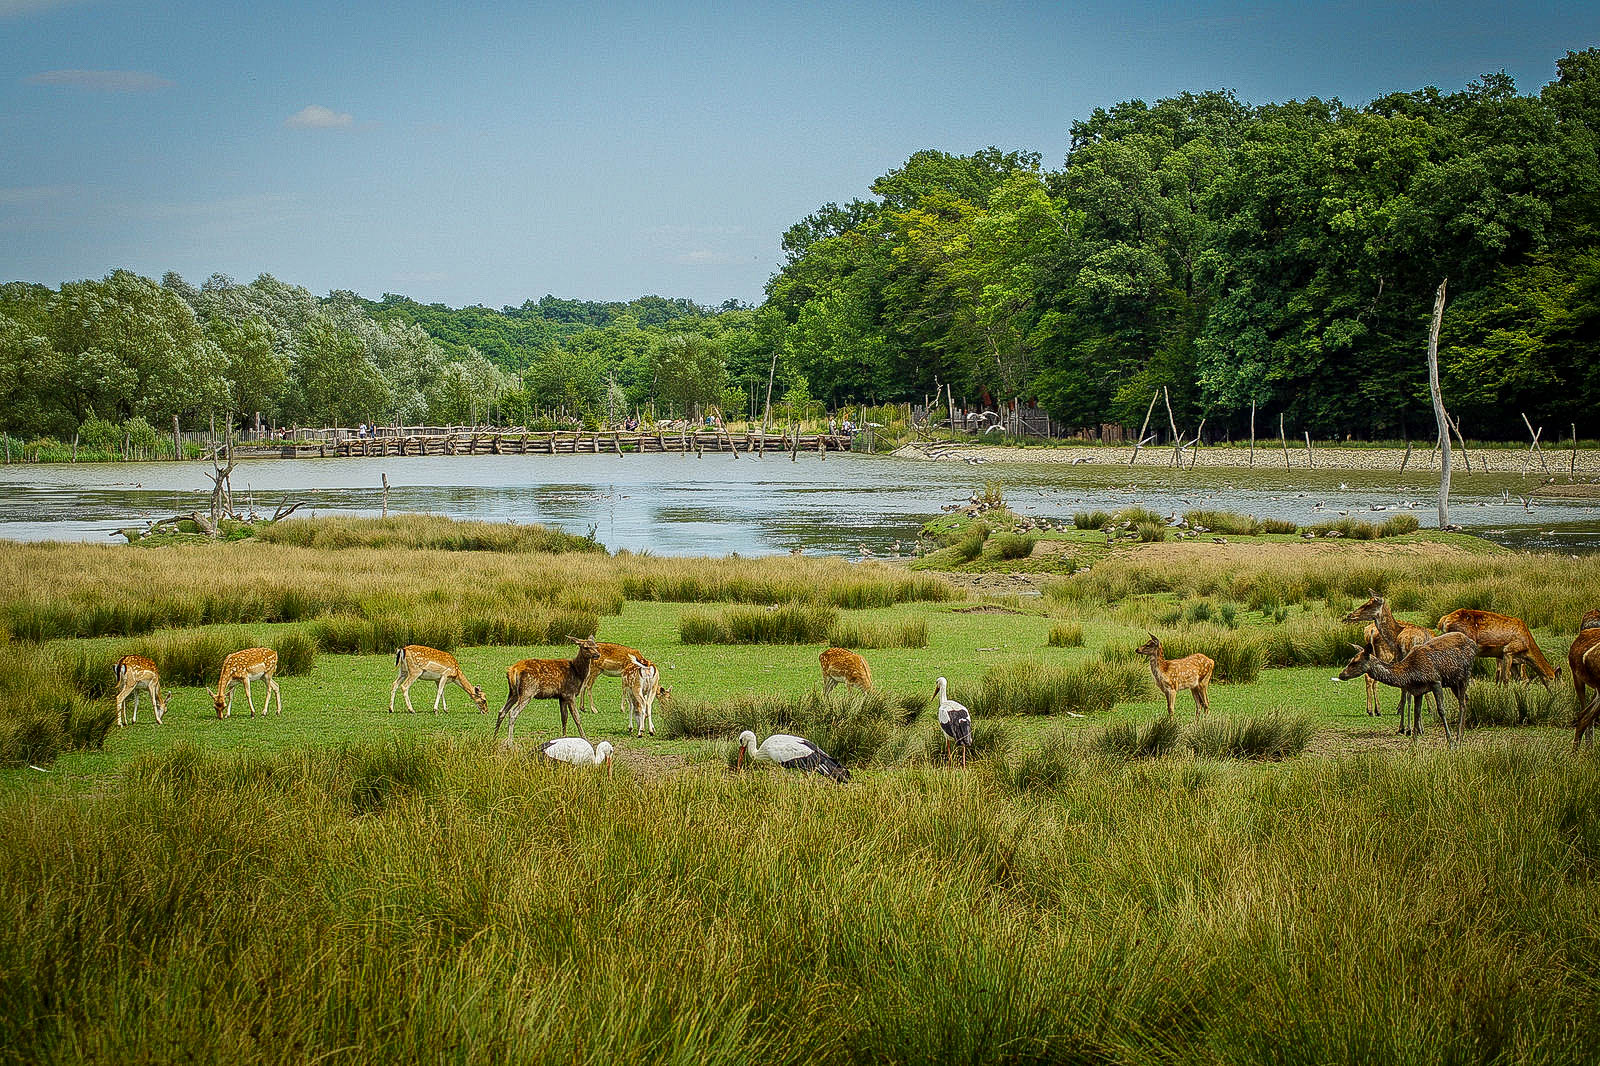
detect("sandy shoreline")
(891, 439), (1600, 477)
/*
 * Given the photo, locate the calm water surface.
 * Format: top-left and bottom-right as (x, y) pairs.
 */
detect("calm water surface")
(1, 452), (1596, 555)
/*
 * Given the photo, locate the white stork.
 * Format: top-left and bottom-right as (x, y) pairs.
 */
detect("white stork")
(539, 737), (614, 776)
(735, 730), (850, 783)
(934, 676), (973, 768)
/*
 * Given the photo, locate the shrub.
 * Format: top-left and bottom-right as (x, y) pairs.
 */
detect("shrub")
(1096, 716), (1182, 759)
(826, 617), (928, 650)
(1255, 615), (1362, 667)
(1117, 506), (1167, 526)
(1183, 599), (1214, 624)
(1464, 682), (1576, 728)
(991, 533), (1036, 560)
(1258, 517), (1300, 535)
(1187, 714), (1313, 760)
(272, 630), (318, 676)
(1379, 514), (1421, 537)
(679, 602), (836, 645)
(967, 659), (1148, 718)
(1135, 521), (1167, 543)
(1184, 510), (1259, 535)
(1074, 510), (1112, 531)
(952, 523), (991, 562)
(1046, 622), (1084, 648)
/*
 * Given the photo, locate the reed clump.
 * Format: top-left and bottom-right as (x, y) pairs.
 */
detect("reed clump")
(1186, 713), (1314, 760)
(1046, 622), (1084, 648)
(2, 739), (1598, 1061)
(679, 602), (837, 645)
(965, 658), (1149, 718)
(251, 514), (605, 553)
(826, 617), (928, 650)
(990, 533), (1036, 560)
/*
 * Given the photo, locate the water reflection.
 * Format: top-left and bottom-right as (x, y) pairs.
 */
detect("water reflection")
(0, 453), (1594, 556)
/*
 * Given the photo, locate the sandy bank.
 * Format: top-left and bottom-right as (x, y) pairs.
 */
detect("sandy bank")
(891, 439), (1600, 476)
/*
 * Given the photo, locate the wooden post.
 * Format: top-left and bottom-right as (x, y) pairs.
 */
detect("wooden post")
(381, 473), (389, 519)
(1399, 440), (1413, 473)
(1521, 412), (1549, 474)
(1129, 391), (1159, 466)
(1163, 387), (1180, 467)
(1280, 413), (1290, 470)
(1188, 419), (1205, 470)
(1304, 431), (1314, 468)
(1426, 279), (1451, 529)
(1573, 424), (1579, 476)
(761, 348), (778, 440)
(1447, 413), (1472, 473)
(1249, 400), (1256, 468)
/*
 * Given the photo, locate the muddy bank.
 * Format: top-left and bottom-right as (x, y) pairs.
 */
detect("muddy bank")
(893, 439), (1600, 476)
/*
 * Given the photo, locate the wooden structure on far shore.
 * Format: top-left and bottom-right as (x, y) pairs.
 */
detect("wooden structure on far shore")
(230, 429), (853, 461)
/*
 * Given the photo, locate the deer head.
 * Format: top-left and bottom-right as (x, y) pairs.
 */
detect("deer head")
(1342, 591), (1385, 624)
(1134, 633), (1161, 658)
(1334, 642), (1371, 682)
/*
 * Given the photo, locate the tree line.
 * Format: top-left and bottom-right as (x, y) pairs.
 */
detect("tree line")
(2, 48), (1596, 444)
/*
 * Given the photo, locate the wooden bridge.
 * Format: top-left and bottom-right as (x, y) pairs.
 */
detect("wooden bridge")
(231, 429), (855, 460)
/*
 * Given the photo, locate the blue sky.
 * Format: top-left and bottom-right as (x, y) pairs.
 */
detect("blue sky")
(2, 0), (1595, 308)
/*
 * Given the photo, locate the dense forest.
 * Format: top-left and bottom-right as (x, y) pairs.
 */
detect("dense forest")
(2, 49), (1596, 444)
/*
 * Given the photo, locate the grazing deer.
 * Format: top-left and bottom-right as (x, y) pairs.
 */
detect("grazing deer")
(1438, 608), (1560, 686)
(213, 647), (282, 718)
(820, 647), (873, 694)
(1342, 592), (1434, 717)
(1570, 627), (1600, 747)
(579, 641), (653, 718)
(1335, 632), (1476, 744)
(1580, 608), (1600, 632)
(496, 637), (600, 743)
(390, 645), (488, 714)
(1134, 634), (1214, 718)
(112, 654), (167, 726)
(621, 655), (668, 737)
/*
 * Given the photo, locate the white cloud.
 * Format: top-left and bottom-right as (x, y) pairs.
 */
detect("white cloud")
(24, 69), (174, 92)
(285, 104), (354, 130)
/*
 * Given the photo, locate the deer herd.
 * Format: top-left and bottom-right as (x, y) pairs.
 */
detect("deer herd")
(103, 592), (1600, 769)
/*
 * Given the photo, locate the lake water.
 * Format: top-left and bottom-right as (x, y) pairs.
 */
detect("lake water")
(0, 452), (1596, 555)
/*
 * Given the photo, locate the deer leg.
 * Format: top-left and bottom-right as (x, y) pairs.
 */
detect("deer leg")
(434, 675), (448, 712)
(151, 682), (165, 724)
(1366, 675), (1380, 716)
(268, 677), (282, 715)
(568, 696), (585, 740)
(243, 677), (258, 717)
(1194, 682), (1209, 716)
(1433, 687), (1454, 748)
(389, 673), (404, 712)
(824, 676), (837, 695)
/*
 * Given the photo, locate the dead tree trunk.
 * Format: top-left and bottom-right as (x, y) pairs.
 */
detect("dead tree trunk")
(1426, 279), (1451, 529)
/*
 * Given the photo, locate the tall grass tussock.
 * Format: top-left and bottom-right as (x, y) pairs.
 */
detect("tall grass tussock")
(8, 737), (1594, 1062)
(679, 602), (837, 645)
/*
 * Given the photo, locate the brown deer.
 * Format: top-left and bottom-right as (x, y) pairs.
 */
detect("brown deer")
(1134, 634), (1213, 718)
(579, 641), (653, 718)
(1569, 626), (1600, 747)
(1580, 608), (1600, 632)
(112, 654), (167, 726)
(1342, 592), (1434, 717)
(213, 647), (282, 718)
(1438, 608), (1560, 686)
(820, 647), (873, 694)
(390, 645), (489, 714)
(1335, 632), (1476, 744)
(621, 655), (668, 737)
(496, 637), (600, 743)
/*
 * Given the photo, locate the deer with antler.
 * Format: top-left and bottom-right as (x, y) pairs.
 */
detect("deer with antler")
(1342, 591), (1435, 718)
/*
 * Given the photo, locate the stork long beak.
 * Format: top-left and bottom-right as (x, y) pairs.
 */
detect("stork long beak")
(735, 747), (744, 773)
(607, 755), (613, 779)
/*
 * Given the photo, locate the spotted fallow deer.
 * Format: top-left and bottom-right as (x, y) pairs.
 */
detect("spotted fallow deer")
(1134, 634), (1214, 718)
(1437, 608), (1560, 686)
(213, 647), (282, 719)
(390, 645), (488, 714)
(1342, 592), (1435, 717)
(495, 637), (600, 742)
(820, 647), (873, 695)
(579, 641), (654, 718)
(113, 654), (167, 726)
